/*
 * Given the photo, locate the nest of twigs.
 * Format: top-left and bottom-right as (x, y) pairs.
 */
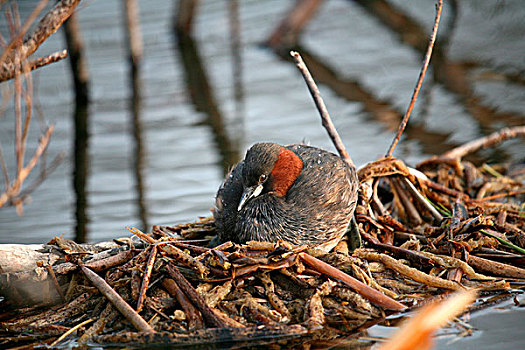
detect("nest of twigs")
(1, 155), (523, 349)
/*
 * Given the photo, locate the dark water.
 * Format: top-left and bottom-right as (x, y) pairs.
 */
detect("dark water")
(0, 0), (524, 347)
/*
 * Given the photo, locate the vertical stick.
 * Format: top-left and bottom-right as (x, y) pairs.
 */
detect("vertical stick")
(290, 51), (355, 169)
(385, 0), (443, 157)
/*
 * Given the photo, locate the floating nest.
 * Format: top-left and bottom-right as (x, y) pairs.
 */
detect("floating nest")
(1, 156), (524, 349)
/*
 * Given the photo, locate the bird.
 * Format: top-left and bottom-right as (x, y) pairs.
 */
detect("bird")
(213, 142), (359, 252)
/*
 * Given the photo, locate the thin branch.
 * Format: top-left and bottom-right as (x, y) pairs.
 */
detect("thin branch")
(81, 265), (155, 333)
(0, 144), (9, 189)
(385, 0), (443, 157)
(290, 50), (355, 168)
(441, 126), (525, 159)
(0, 0), (49, 66)
(0, 0), (80, 75)
(136, 245), (157, 312)
(0, 50), (68, 82)
(0, 124), (54, 208)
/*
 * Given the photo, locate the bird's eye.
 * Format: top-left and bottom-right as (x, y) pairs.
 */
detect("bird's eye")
(258, 174), (267, 183)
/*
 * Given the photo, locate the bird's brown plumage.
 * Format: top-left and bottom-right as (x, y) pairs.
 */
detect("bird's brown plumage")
(214, 142), (358, 252)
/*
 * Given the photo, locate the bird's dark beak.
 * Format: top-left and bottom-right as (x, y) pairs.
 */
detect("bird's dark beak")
(238, 183), (264, 211)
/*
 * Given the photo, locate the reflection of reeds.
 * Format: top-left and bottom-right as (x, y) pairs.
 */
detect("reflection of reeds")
(63, 11), (91, 242)
(0, 1), (80, 214)
(352, 0), (525, 128)
(175, 29), (241, 175)
(123, 0), (149, 232)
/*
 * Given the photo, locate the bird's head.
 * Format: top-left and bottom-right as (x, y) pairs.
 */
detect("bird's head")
(238, 143), (303, 211)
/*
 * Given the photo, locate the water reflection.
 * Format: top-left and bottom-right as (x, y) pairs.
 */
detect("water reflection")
(129, 65), (149, 232)
(72, 103), (89, 243)
(174, 20), (241, 175)
(63, 13), (90, 243)
(352, 0), (525, 129)
(123, 0), (149, 233)
(229, 0), (245, 151)
(273, 46), (457, 157)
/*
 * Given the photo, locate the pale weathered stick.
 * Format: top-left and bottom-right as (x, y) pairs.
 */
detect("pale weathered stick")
(441, 126), (525, 159)
(385, 0), (443, 157)
(81, 265), (155, 333)
(290, 50), (355, 168)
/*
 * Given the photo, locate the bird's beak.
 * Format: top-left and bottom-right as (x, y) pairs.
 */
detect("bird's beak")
(238, 183), (264, 211)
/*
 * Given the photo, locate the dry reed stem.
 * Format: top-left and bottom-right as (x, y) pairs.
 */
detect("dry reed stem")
(355, 250), (464, 291)
(136, 245), (157, 312)
(386, 0), (443, 157)
(441, 126), (525, 159)
(50, 317), (94, 347)
(290, 50), (355, 168)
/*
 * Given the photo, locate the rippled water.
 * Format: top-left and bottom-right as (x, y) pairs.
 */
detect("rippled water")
(0, 0), (524, 347)
(1, 0), (522, 244)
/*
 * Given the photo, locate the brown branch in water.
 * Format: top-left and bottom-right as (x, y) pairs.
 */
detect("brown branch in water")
(175, 0), (199, 36)
(0, 50), (68, 82)
(441, 126), (525, 160)
(136, 245), (157, 312)
(385, 0), (443, 157)
(80, 265), (155, 333)
(290, 50), (355, 168)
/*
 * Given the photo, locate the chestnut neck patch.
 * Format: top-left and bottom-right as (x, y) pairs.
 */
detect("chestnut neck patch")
(270, 149), (303, 197)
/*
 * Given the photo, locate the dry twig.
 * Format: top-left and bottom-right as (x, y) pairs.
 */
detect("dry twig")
(290, 50), (355, 168)
(386, 0), (443, 157)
